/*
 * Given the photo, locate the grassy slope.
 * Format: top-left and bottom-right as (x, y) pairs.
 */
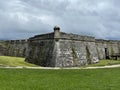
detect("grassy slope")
(0, 68), (120, 90)
(85, 60), (120, 67)
(0, 56), (120, 67)
(0, 56), (37, 67)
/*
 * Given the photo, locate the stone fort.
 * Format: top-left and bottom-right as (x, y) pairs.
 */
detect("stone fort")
(0, 26), (120, 67)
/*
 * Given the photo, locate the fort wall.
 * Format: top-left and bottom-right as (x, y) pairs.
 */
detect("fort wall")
(25, 26), (99, 67)
(25, 39), (56, 67)
(95, 39), (120, 59)
(1, 40), (28, 57)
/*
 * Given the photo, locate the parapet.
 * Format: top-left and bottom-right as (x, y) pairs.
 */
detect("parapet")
(29, 26), (95, 42)
(29, 33), (54, 41)
(95, 39), (120, 44)
(4, 39), (28, 44)
(29, 26), (61, 41)
(59, 32), (95, 42)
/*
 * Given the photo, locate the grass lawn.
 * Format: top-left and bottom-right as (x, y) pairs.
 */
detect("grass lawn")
(0, 68), (120, 90)
(0, 56), (120, 90)
(0, 56), (37, 67)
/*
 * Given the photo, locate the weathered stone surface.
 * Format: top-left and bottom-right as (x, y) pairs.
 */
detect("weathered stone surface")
(25, 39), (55, 67)
(25, 26), (99, 67)
(0, 40), (28, 57)
(95, 39), (120, 60)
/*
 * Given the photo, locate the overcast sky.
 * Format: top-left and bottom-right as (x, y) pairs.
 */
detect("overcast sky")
(0, 0), (120, 40)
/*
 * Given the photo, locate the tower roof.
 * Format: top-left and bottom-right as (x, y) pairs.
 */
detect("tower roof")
(54, 25), (60, 30)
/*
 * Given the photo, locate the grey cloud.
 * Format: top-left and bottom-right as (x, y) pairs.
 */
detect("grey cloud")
(0, 0), (120, 40)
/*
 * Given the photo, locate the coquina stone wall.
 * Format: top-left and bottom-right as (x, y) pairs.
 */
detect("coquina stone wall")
(25, 26), (99, 67)
(0, 41), (7, 55)
(95, 39), (120, 60)
(53, 33), (99, 67)
(0, 40), (28, 57)
(25, 33), (56, 67)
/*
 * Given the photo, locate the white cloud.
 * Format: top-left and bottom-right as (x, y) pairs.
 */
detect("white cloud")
(0, 0), (120, 40)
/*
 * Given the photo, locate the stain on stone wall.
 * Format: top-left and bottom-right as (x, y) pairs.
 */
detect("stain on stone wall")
(25, 39), (55, 67)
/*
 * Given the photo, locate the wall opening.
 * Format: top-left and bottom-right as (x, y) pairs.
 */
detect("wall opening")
(105, 48), (109, 59)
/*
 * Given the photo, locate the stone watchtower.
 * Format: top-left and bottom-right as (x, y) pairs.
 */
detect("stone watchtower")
(54, 26), (60, 39)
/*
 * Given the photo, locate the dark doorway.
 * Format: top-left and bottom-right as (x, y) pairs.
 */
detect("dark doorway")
(105, 48), (109, 59)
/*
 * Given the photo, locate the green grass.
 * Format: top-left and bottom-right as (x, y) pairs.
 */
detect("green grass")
(0, 68), (120, 90)
(85, 60), (120, 67)
(0, 56), (37, 67)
